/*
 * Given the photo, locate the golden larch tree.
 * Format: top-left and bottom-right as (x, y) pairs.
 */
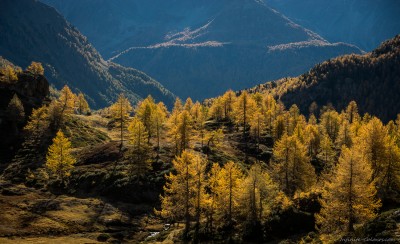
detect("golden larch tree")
(26, 61), (44, 76)
(184, 97), (194, 113)
(76, 92), (90, 115)
(233, 91), (256, 138)
(154, 102), (168, 152)
(190, 101), (202, 125)
(345, 101), (360, 124)
(304, 123), (321, 158)
(272, 134), (315, 196)
(127, 117), (151, 175)
(336, 119), (353, 149)
(316, 146), (380, 235)
(222, 90), (236, 120)
(110, 93), (132, 148)
(320, 110), (341, 142)
(135, 95), (157, 143)
(177, 110), (193, 154)
(250, 110), (265, 151)
(167, 109), (193, 155)
(239, 163), (277, 223)
(59, 85), (76, 114)
(354, 117), (390, 191)
(382, 138), (400, 195)
(0, 65), (18, 82)
(317, 133), (336, 173)
(158, 150), (207, 237)
(213, 161), (244, 227)
(46, 130), (76, 183)
(24, 105), (49, 138)
(209, 97), (224, 121)
(49, 85), (76, 129)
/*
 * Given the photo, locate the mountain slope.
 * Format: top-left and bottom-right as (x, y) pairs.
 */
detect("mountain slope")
(0, 0), (175, 108)
(248, 35), (400, 122)
(265, 0), (400, 51)
(41, 0), (362, 101)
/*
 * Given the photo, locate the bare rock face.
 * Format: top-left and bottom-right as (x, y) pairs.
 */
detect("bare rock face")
(0, 71), (49, 166)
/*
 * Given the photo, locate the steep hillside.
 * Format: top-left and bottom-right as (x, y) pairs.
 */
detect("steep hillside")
(0, 0), (175, 108)
(248, 35), (400, 122)
(266, 0), (400, 51)
(41, 0), (362, 101)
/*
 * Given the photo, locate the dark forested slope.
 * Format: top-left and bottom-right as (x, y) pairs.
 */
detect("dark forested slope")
(0, 0), (175, 108)
(248, 35), (400, 122)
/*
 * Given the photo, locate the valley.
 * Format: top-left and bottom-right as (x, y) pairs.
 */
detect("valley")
(41, 0), (362, 101)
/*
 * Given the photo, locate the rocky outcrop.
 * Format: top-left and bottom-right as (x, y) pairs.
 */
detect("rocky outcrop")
(0, 72), (49, 113)
(0, 70), (49, 166)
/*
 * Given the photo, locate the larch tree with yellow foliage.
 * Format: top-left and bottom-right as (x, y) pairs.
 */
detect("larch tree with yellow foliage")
(190, 101), (202, 124)
(173, 97), (183, 112)
(239, 163), (277, 232)
(127, 117), (151, 175)
(24, 105), (49, 138)
(222, 90), (236, 120)
(336, 119), (353, 149)
(167, 110), (193, 155)
(304, 123), (321, 158)
(193, 104), (209, 149)
(203, 128), (223, 156)
(209, 97), (224, 121)
(26, 61), (44, 76)
(46, 130), (76, 184)
(135, 95), (157, 143)
(382, 138), (400, 195)
(287, 104), (301, 135)
(272, 134), (315, 196)
(273, 113), (287, 141)
(316, 146), (380, 236)
(204, 163), (221, 232)
(250, 110), (266, 152)
(59, 85), (76, 114)
(76, 92), (90, 115)
(263, 95), (277, 134)
(154, 102), (168, 152)
(320, 109), (341, 142)
(192, 150), (208, 238)
(345, 101), (360, 124)
(354, 117), (391, 197)
(110, 94), (132, 149)
(0, 65), (18, 82)
(158, 150), (207, 237)
(233, 91), (256, 139)
(184, 97), (194, 114)
(317, 134), (336, 174)
(178, 110), (194, 154)
(49, 85), (76, 129)
(212, 161), (244, 227)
